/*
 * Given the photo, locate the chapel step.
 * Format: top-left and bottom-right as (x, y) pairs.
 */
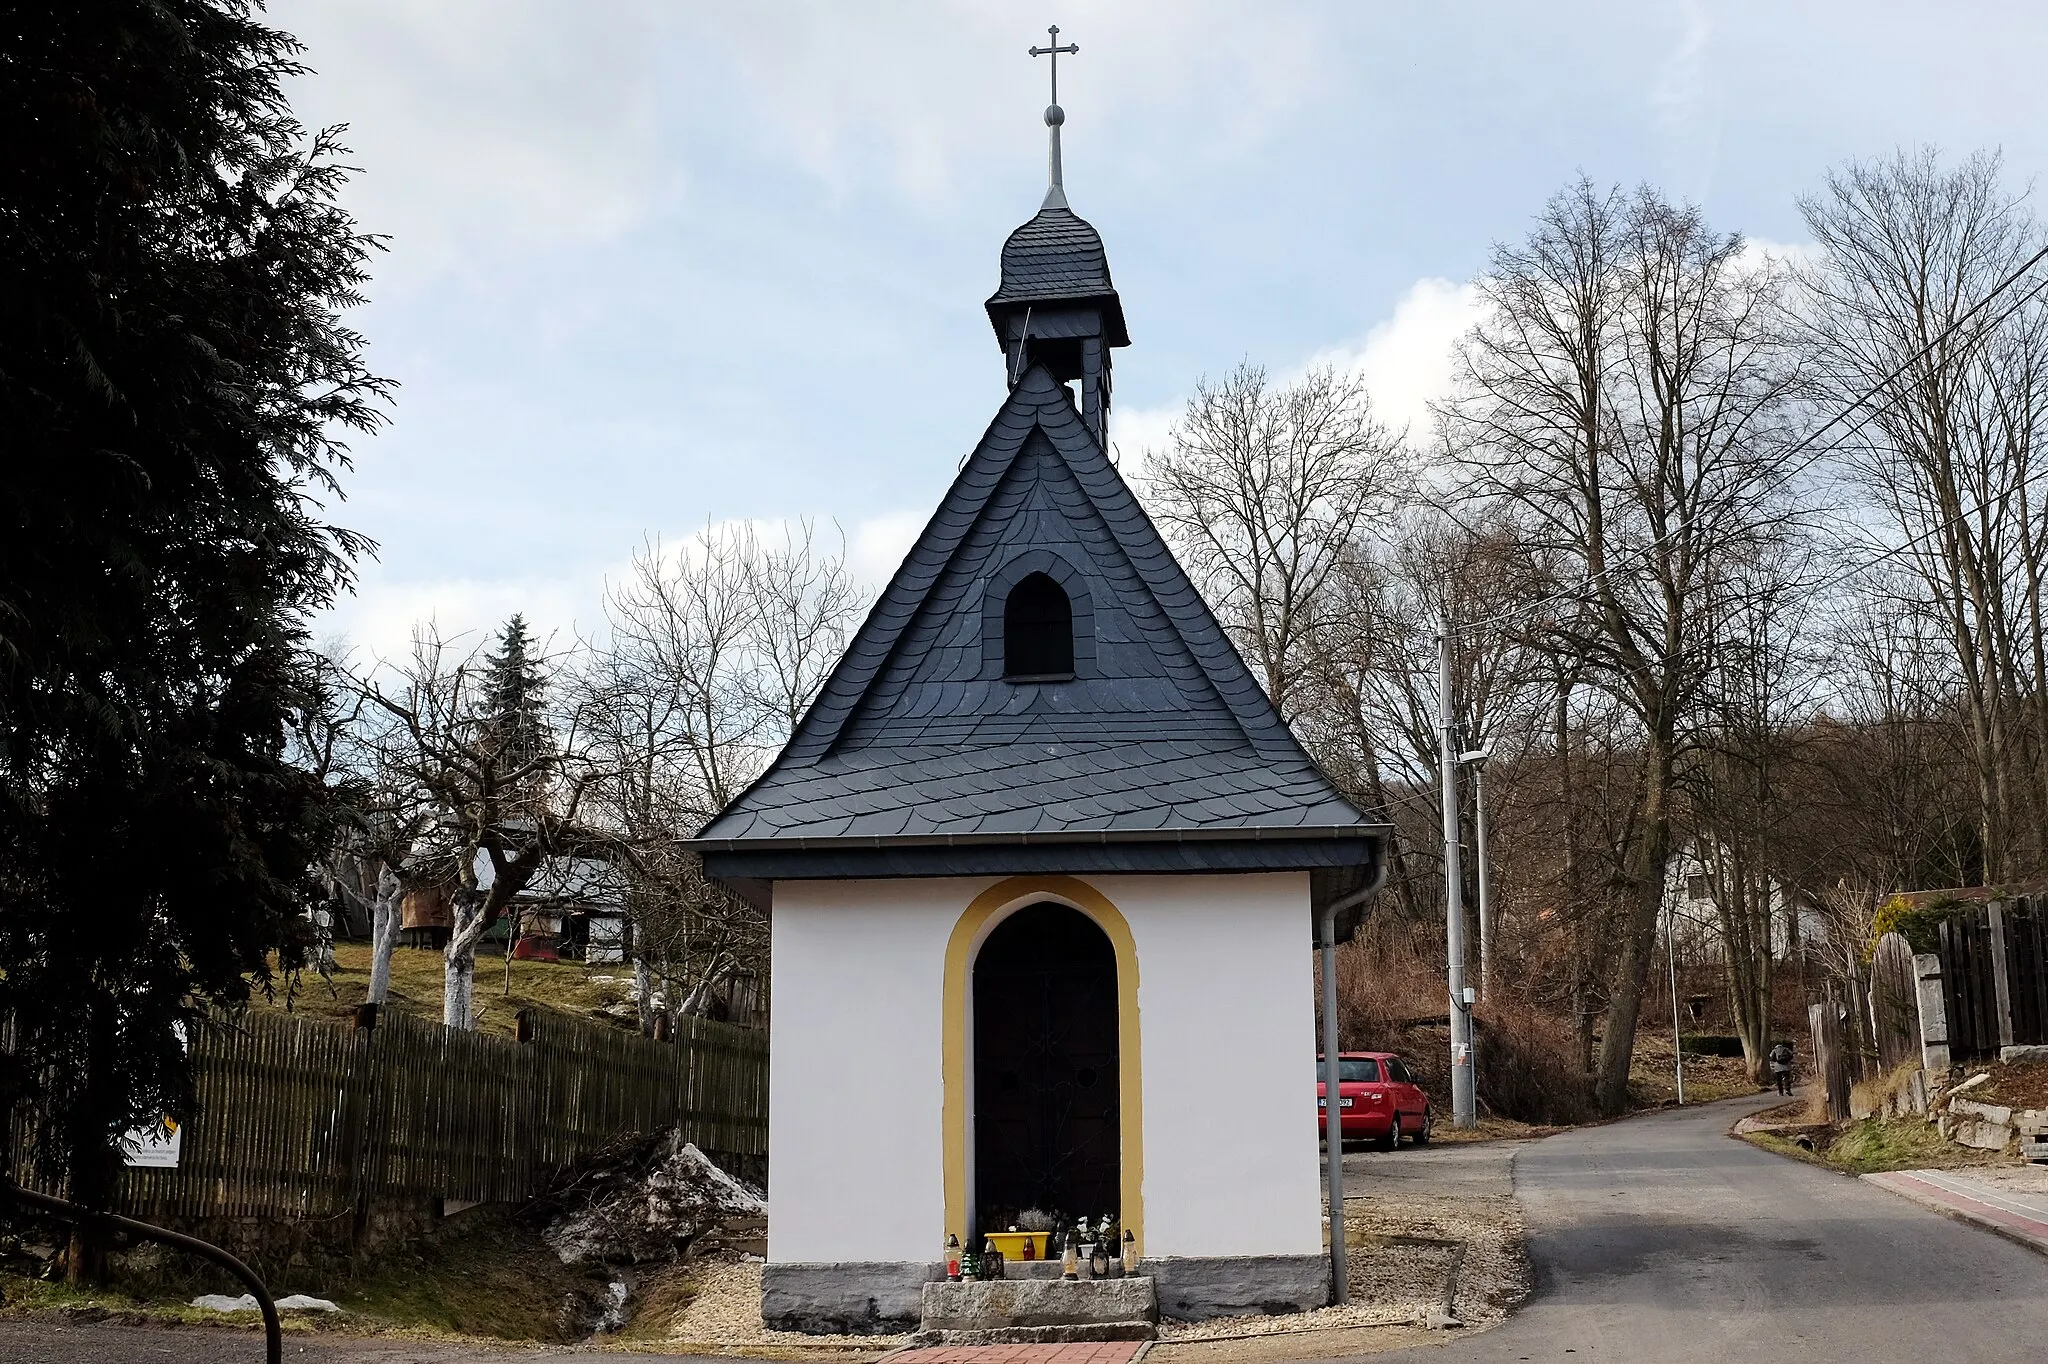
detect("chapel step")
(920, 1276), (1158, 1337)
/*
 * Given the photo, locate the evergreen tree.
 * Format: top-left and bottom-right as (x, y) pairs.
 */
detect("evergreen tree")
(481, 614), (552, 788)
(0, 0), (388, 1258)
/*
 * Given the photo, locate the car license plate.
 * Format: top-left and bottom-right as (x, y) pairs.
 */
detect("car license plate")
(1318, 1098), (1354, 1108)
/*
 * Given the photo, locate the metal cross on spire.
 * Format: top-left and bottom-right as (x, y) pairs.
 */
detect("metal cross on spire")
(1029, 24), (1078, 107)
(1028, 25), (1078, 209)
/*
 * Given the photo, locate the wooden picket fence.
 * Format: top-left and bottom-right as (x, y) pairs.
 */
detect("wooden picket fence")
(18, 1005), (765, 1224)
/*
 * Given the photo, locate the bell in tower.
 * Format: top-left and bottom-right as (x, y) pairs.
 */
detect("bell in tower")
(984, 27), (1129, 448)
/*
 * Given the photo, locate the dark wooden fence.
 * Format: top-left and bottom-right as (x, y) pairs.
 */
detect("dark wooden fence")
(20, 1005), (765, 1224)
(1937, 897), (2048, 1061)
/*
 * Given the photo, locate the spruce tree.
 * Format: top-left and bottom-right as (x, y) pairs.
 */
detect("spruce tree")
(0, 0), (388, 1256)
(482, 614), (552, 788)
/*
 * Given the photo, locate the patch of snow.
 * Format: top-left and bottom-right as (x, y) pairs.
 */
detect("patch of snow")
(189, 1293), (339, 1314)
(593, 1279), (630, 1333)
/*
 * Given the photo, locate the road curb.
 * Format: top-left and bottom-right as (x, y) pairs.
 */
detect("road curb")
(1862, 1169), (2048, 1259)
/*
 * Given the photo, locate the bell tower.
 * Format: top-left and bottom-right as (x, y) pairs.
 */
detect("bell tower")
(984, 26), (1129, 448)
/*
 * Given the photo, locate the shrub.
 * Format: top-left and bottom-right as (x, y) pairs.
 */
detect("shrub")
(1679, 1034), (1746, 1058)
(1331, 918), (1598, 1126)
(1869, 894), (1967, 956)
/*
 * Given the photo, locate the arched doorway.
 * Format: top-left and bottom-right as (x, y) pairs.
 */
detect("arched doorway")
(973, 902), (1120, 1234)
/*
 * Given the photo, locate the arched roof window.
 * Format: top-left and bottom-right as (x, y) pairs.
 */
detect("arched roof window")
(1003, 573), (1074, 679)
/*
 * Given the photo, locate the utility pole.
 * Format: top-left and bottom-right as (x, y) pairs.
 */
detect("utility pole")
(1437, 622), (1477, 1130)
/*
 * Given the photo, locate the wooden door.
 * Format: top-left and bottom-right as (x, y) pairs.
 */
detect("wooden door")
(972, 902), (1120, 1233)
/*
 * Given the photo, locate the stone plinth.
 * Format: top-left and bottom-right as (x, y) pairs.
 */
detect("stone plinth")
(919, 1276), (1156, 1332)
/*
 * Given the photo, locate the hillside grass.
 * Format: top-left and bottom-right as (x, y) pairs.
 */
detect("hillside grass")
(258, 942), (635, 1037)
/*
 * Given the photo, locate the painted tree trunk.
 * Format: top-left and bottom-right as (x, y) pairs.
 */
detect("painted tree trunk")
(366, 865), (403, 1006)
(443, 953), (474, 1030)
(442, 889), (491, 1030)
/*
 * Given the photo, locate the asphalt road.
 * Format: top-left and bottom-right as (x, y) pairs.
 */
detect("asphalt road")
(1376, 1093), (2048, 1363)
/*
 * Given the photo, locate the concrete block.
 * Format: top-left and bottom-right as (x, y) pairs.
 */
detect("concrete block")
(919, 1277), (1156, 1331)
(1148, 1255), (1330, 1322)
(761, 1261), (938, 1335)
(1952, 1098), (2015, 1126)
(1915, 953), (1951, 1073)
(1954, 1119), (2014, 1151)
(2001, 1044), (2048, 1065)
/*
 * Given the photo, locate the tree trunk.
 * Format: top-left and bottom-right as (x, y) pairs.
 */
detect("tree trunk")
(63, 1006), (123, 1286)
(634, 956), (656, 1037)
(1720, 862), (1773, 1086)
(366, 865), (402, 1006)
(442, 889), (491, 1030)
(1593, 735), (1676, 1114)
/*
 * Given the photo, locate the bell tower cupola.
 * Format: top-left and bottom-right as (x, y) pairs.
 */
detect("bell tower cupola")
(985, 25), (1129, 448)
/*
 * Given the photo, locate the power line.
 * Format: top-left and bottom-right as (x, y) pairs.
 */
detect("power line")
(1447, 239), (2048, 638)
(1800, 457), (2048, 602)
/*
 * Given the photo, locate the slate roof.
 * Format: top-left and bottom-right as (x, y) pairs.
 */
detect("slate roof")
(691, 365), (1382, 887)
(986, 206), (1130, 347)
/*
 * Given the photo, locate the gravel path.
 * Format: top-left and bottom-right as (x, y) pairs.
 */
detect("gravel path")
(1155, 1137), (1529, 1348)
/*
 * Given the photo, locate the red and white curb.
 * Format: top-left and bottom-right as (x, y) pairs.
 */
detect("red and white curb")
(1863, 1168), (2048, 1256)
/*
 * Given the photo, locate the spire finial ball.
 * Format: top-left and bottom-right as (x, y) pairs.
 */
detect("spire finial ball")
(1045, 104), (1065, 127)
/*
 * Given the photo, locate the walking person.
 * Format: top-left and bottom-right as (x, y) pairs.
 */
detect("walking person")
(1768, 1039), (1795, 1096)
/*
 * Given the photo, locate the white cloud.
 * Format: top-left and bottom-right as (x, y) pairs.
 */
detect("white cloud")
(319, 508), (927, 665)
(323, 569), (591, 668)
(1307, 276), (1482, 443)
(850, 510), (928, 589)
(276, 0), (674, 285)
(1116, 275), (1484, 474)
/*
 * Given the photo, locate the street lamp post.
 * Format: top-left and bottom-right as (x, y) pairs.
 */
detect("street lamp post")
(1459, 742), (1495, 1003)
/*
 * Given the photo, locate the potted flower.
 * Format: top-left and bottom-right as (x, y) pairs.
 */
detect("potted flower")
(983, 1207), (1056, 1263)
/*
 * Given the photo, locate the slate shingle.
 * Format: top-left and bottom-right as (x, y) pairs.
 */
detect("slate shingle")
(693, 367), (1381, 864)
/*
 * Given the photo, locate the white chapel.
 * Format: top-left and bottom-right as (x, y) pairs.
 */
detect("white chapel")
(690, 49), (1389, 1333)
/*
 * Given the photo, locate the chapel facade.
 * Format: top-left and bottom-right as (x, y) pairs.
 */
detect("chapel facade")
(691, 86), (1388, 1333)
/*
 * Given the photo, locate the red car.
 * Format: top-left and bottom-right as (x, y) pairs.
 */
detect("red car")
(1317, 1051), (1433, 1149)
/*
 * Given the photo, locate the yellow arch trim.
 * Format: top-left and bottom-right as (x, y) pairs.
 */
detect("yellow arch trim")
(942, 875), (1142, 1254)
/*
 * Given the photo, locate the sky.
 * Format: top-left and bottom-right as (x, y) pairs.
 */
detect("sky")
(272, 0), (2048, 662)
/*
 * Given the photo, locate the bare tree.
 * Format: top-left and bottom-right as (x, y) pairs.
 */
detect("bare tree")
(355, 624), (616, 1030)
(1143, 363), (1410, 720)
(1443, 179), (1802, 1112)
(585, 522), (865, 1034)
(1797, 148), (2048, 882)
(1683, 543), (1825, 1078)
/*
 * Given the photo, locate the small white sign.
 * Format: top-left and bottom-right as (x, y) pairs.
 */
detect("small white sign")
(121, 1118), (183, 1169)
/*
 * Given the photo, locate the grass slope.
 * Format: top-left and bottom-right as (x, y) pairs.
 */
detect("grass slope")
(259, 942), (634, 1037)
